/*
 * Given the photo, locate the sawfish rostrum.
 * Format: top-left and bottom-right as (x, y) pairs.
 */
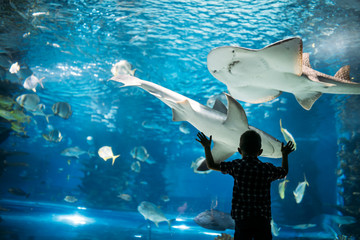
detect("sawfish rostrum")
(109, 75), (282, 168)
(207, 37), (360, 110)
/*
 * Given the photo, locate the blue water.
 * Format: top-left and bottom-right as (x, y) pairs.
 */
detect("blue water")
(0, 0), (359, 239)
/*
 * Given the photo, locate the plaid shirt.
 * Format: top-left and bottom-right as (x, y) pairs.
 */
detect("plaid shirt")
(220, 156), (287, 220)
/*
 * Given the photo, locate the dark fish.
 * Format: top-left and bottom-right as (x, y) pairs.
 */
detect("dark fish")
(8, 188), (30, 198)
(52, 102), (72, 119)
(194, 209), (235, 231)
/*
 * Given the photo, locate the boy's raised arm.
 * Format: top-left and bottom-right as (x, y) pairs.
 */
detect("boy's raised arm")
(196, 132), (221, 171)
(281, 141), (295, 175)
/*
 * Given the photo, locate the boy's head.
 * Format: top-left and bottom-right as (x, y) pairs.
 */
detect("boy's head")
(238, 130), (263, 156)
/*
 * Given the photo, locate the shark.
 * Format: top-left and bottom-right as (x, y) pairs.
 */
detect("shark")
(207, 37), (359, 110)
(109, 75), (282, 170)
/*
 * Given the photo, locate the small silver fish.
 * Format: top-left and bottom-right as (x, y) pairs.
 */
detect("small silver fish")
(293, 175), (309, 204)
(137, 201), (172, 228)
(42, 129), (62, 142)
(61, 146), (86, 158)
(130, 146), (149, 162)
(16, 94), (40, 111)
(23, 75), (44, 92)
(52, 102), (72, 119)
(9, 62), (20, 74)
(280, 119), (297, 150)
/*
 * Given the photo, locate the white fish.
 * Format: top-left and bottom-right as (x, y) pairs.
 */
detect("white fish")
(23, 74), (44, 92)
(9, 62), (20, 74)
(16, 94), (40, 111)
(109, 75), (282, 170)
(280, 119), (297, 150)
(61, 146), (87, 158)
(111, 60), (136, 77)
(271, 219), (280, 236)
(293, 175), (309, 204)
(52, 102), (72, 119)
(207, 37), (360, 110)
(278, 178), (289, 199)
(137, 201), (172, 228)
(191, 157), (212, 174)
(98, 146), (120, 165)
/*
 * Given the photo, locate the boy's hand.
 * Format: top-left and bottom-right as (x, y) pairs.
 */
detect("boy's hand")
(196, 132), (212, 148)
(282, 141), (295, 155)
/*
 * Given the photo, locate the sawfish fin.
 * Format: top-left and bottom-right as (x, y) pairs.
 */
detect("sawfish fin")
(212, 98), (227, 114)
(294, 91), (322, 110)
(223, 93), (249, 129)
(195, 141), (235, 171)
(260, 37), (303, 75)
(172, 99), (192, 122)
(228, 86), (282, 104)
(211, 141), (236, 163)
(334, 65), (351, 82)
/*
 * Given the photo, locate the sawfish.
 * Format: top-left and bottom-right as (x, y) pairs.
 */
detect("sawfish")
(207, 37), (359, 110)
(109, 75), (282, 170)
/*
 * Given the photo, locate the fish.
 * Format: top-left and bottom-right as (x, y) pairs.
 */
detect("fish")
(8, 188), (30, 198)
(118, 193), (132, 201)
(42, 129), (62, 142)
(288, 223), (316, 229)
(191, 157), (212, 174)
(179, 122), (191, 134)
(161, 195), (170, 202)
(111, 60), (136, 76)
(98, 146), (120, 165)
(23, 74), (44, 92)
(9, 62), (20, 74)
(0, 109), (31, 123)
(16, 94), (40, 111)
(293, 174), (309, 204)
(325, 214), (356, 225)
(0, 95), (16, 110)
(130, 146), (149, 162)
(131, 161), (141, 173)
(10, 122), (26, 134)
(109, 75), (282, 170)
(64, 195), (78, 203)
(280, 119), (297, 150)
(207, 37), (360, 110)
(137, 201), (172, 228)
(52, 102), (72, 119)
(194, 209), (235, 231)
(278, 178), (289, 199)
(271, 219), (280, 236)
(61, 146), (87, 158)
(31, 104), (52, 122)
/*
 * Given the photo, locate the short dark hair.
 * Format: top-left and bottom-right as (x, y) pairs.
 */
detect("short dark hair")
(240, 130), (261, 154)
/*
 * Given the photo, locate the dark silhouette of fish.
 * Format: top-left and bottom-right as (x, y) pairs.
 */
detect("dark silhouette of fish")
(8, 187), (30, 198)
(194, 209), (235, 231)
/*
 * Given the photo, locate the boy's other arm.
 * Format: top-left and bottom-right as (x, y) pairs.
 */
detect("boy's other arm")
(196, 132), (221, 171)
(281, 141), (295, 175)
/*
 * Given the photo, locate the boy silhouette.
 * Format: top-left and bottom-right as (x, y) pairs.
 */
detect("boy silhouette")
(196, 130), (295, 240)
